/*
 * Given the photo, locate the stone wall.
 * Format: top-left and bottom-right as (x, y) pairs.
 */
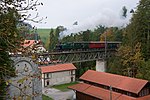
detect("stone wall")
(6, 57), (42, 100)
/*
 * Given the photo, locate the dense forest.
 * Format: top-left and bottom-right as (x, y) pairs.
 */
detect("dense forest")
(108, 0), (150, 80)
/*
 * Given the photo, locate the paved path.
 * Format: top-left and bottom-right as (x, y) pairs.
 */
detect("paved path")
(43, 87), (75, 100)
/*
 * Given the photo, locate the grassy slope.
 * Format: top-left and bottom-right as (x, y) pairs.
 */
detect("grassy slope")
(37, 29), (51, 49)
(37, 29), (50, 38)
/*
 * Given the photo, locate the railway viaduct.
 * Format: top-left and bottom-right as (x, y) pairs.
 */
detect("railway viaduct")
(35, 49), (117, 72)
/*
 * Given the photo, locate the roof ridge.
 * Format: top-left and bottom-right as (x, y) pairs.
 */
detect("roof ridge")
(80, 70), (148, 94)
(87, 70), (148, 82)
(82, 83), (92, 92)
(40, 63), (76, 73)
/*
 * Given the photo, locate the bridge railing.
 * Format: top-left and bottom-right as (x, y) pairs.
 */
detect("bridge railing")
(10, 49), (117, 66)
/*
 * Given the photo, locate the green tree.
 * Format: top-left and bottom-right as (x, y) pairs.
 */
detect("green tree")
(0, 3), (21, 99)
(136, 60), (150, 81)
(0, 0), (42, 99)
(108, 0), (150, 78)
(55, 27), (60, 43)
(82, 30), (91, 41)
(108, 43), (143, 77)
(121, 6), (127, 18)
(49, 28), (55, 51)
(125, 0), (150, 60)
(49, 26), (66, 51)
(112, 27), (123, 41)
(100, 28), (114, 41)
(94, 25), (107, 41)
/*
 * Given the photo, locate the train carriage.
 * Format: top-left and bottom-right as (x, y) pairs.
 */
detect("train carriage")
(107, 41), (121, 49)
(89, 41), (105, 49)
(73, 42), (83, 50)
(61, 42), (74, 50)
(73, 42), (90, 50)
(55, 41), (121, 51)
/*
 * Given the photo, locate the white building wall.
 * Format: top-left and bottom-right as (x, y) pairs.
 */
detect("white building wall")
(42, 70), (76, 87)
(42, 79), (44, 88)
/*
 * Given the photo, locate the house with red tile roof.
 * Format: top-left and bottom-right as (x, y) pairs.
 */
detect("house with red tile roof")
(22, 40), (35, 48)
(40, 63), (76, 87)
(69, 70), (150, 100)
(69, 83), (136, 100)
(21, 40), (46, 53)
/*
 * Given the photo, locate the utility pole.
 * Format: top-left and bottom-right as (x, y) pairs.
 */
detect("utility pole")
(148, 24), (150, 58)
(104, 31), (107, 70)
(110, 85), (112, 100)
(105, 32), (107, 59)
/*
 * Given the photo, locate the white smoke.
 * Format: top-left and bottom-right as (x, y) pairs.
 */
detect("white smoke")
(62, 8), (131, 36)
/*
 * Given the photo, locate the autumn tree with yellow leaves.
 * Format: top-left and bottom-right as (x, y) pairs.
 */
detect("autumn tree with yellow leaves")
(117, 43), (143, 77)
(100, 28), (113, 41)
(100, 27), (123, 41)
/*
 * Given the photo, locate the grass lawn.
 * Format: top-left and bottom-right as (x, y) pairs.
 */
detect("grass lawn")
(52, 82), (78, 92)
(42, 94), (53, 100)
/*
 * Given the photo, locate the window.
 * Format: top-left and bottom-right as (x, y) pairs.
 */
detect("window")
(45, 73), (49, 78)
(127, 92), (131, 96)
(139, 88), (149, 97)
(143, 88), (149, 96)
(103, 86), (108, 89)
(71, 70), (75, 75)
(46, 73), (49, 78)
(114, 89), (118, 92)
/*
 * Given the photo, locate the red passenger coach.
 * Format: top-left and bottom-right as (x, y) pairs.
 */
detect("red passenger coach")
(89, 41), (105, 49)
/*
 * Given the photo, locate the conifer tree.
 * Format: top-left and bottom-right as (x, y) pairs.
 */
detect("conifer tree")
(108, 0), (150, 77)
(125, 0), (150, 60)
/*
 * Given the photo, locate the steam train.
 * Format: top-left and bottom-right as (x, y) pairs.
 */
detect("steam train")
(55, 41), (121, 51)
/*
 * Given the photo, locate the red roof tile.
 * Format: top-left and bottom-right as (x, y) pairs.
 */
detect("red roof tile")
(68, 83), (136, 100)
(23, 40), (35, 48)
(40, 63), (76, 73)
(68, 83), (90, 92)
(80, 70), (148, 94)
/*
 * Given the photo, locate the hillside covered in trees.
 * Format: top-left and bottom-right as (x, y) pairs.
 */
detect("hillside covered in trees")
(108, 0), (150, 81)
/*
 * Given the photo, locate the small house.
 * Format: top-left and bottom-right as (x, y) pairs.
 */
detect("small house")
(40, 63), (76, 87)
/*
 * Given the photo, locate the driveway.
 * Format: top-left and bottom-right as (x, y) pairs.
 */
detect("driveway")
(42, 87), (75, 100)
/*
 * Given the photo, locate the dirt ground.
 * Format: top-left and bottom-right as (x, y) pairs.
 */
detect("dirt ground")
(42, 87), (75, 100)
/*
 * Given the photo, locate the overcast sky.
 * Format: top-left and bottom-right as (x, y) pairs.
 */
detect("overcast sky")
(29, 0), (139, 33)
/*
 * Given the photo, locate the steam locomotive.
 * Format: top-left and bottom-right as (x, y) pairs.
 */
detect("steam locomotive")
(55, 41), (121, 51)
